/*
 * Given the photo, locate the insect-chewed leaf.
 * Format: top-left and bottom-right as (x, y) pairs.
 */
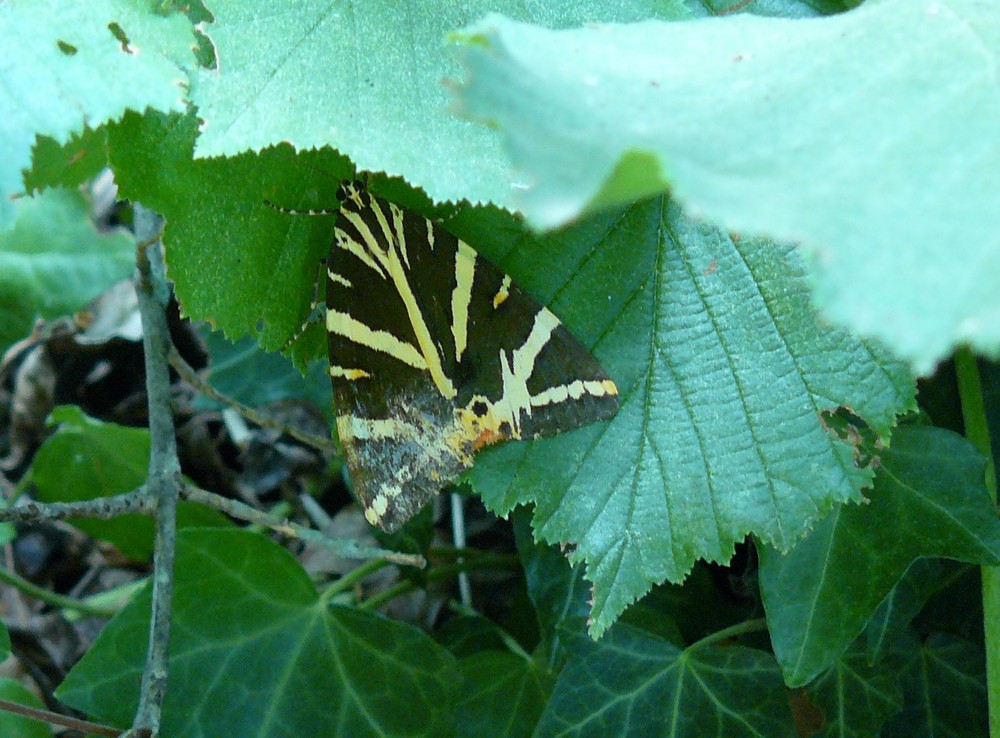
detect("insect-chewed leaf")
(326, 181), (618, 532)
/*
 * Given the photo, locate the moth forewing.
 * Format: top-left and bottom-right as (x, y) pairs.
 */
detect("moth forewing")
(325, 180), (618, 532)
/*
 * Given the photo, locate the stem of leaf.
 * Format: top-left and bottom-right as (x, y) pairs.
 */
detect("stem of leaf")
(955, 347), (999, 738)
(686, 617), (768, 651)
(0, 565), (120, 618)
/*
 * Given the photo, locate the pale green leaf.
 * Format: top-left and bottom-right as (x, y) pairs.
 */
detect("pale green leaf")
(0, 188), (133, 352)
(0, 0), (195, 229)
(452, 1), (1000, 371)
(190, 0), (689, 207)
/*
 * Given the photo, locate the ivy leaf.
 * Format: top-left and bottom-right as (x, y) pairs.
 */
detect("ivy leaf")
(456, 651), (554, 738)
(0, 188), (133, 352)
(31, 406), (228, 560)
(471, 197), (914, 635)
(535, 623), (794, 737)
(758, 426), (1000, 686)
(0, 0), (195, 229)
(803, 640), (904, 738)
(881, 633), (987, 737)
(57, 528), (459, 737)
(452, 1), (1000, 371)
(190, 0), (690, 207)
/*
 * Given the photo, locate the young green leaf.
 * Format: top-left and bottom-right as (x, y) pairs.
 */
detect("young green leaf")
(190, 0), (690, 207)
(0, 189), (133, 352)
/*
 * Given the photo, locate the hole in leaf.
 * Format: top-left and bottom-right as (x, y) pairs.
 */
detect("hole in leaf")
(107, 22), (133, 53)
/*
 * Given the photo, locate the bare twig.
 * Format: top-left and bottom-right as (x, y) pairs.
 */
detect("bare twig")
(125, 207), (180, 738)
(0, 698), (120, 737)
(181, 485), (424, 568)
(167, 346), (336, 453)
(0, 489), (153, 521)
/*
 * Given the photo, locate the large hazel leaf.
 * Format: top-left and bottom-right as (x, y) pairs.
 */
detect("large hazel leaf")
(452, 1), (1000, 372)
(472, 196), (914, 635)
(758, 426), (1000, 686)
(57, 528), (459, 737)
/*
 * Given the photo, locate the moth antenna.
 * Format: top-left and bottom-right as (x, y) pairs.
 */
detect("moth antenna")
(264, 199), (339, 217)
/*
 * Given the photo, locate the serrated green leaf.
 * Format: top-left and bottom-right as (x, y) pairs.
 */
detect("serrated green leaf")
(535, 623), (794, 737)
(0, 188), (133, 352)
(452, 2), (1000, 372)
(471, 197), (914, 635)
(881, 633), (987, 737)
(31, 406), (228, 560)
(804, 640), (903, 738)
(1, 0), (195, 230)
(758, 426), (1000, 686)
(57, 528), (459, 738)
(190, 0), (689, 209)
(107, 110), (351, 359)
(24, 127), (109, 193)
(456, 651), (554, 738)
(0, 678), (53, 738)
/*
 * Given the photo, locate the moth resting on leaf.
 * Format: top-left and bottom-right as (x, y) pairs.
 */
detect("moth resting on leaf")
(320, 180), (619, 532)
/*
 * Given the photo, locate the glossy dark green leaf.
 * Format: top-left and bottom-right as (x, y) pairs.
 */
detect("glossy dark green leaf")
(32, 406), (228, 559)
(881, 633), (987, 738)
(535, 623), (794, 737)
(456, 651), (554, 738)
(759, 426), (1000, 686)
(57, 528), (459, 737)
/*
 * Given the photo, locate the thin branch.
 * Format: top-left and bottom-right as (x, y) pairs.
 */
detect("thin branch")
(0, 489), (153, 522)
(181, 485), (424, 568)
(127, 207), (180, 738)
(167, 346), (337, 453)
(0, 698), (120, 737)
